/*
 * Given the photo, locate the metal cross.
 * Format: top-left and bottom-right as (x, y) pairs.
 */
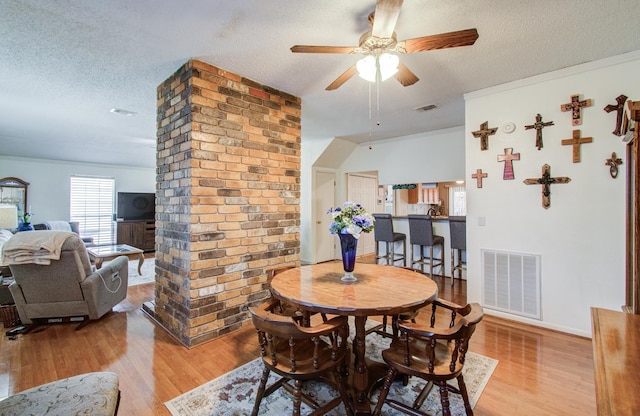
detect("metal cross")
(524, 113), (554, 150)
(471, 121), (498, 151)
(471, 168), (488, 188)
(605, 152), (623, 179)
(604, 94), (628, 136)
(560, 94), (592, 126)
(561, 129), (593, 163)
(497, 148), (520, 180)
(523, 164), (571, 209)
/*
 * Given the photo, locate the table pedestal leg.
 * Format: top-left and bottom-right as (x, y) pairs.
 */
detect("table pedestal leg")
(353, 316), (371, 415)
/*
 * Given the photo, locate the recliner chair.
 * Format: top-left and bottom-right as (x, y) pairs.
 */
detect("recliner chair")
(7, 232), (128, 328)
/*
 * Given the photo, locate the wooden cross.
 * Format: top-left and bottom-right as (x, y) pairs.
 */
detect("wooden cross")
(605, 152), (623, 179)
(471, 121), (498, 151)
(523, 164), (571, 209)
(561, 129), (593, 163)
(471, 168), (488, 188)
(604, 94), (628, 136)
(497, 148), (520, 180)
(560, 94), (593, 126)
(524, 113), (554, 150)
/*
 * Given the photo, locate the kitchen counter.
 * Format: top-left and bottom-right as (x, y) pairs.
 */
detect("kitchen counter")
(392, 215), (451, 221)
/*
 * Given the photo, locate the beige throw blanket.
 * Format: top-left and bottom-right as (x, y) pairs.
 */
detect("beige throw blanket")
(1, 230), (75, 265)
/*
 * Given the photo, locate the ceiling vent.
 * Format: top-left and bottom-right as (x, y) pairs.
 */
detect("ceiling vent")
(415, 104), (437, 112)
(110, 108), (138, 116)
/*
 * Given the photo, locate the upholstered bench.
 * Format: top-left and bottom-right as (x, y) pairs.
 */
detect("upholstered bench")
(0, 372), (120, 415)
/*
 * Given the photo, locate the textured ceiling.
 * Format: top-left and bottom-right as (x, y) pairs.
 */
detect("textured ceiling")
(1, 0), (639, 168)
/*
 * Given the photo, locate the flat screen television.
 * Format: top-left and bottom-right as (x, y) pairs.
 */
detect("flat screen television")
(117, 192), (155, 221)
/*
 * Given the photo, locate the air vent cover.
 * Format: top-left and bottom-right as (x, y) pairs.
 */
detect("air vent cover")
(482, 249), (541, 320)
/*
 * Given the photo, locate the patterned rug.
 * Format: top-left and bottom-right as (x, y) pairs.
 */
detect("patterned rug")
(165, 323), (498, 416)
(127, 258), (155, 286)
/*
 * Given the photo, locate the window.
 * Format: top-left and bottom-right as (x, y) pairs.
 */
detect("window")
(449, 185), (467, 216)
(70, 176), (115, 245)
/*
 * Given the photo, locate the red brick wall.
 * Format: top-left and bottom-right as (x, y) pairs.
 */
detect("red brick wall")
(151, 59), (301, 347)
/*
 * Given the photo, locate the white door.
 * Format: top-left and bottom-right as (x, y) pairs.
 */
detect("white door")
(347, 173), (377, 255)
(315, 170), (336, 263)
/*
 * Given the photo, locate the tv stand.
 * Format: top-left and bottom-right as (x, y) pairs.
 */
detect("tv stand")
(116, 220), (155, 252)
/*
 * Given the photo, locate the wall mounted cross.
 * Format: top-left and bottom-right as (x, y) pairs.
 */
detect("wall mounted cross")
(561, 129), (593, 163)
(560, 93), (592, 126)
(523, 164), (571, 209)
(497, 148), (520, 180)
(604, 94), (628, 136)
(605, 152), (623, 179)
(524, 113), (554, 150)
(471, 168), (488, 188)
(472, 121), (498, 151)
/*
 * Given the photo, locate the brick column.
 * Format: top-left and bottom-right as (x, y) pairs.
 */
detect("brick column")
(148, 59), (301, 347)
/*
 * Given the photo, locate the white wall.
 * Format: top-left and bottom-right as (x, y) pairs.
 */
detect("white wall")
(465, 51), (640, 336)
(0, 156), (155, 223)
(335, 127), (466, 206)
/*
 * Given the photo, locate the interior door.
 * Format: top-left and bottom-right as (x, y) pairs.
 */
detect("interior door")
(315, 170), (336, 263)
(347, 173), (377, 255)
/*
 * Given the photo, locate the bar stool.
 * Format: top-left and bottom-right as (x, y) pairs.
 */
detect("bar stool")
(372, 213), (406, 266)
(408, 214), (444, 279)
(449, 216), (467, 286)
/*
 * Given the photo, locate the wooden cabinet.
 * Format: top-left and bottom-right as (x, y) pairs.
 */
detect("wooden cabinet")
(407, 186), (419, 204)
(116, 220), (155, 251)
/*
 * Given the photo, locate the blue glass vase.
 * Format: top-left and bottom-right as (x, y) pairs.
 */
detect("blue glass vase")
(18, 222), (33, 232)
(338, 233), (358, 282)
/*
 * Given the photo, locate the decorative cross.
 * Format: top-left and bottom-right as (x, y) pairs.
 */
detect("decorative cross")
(604, 94), (628, 136)
(524, 113), (554, 150)
(471, 121), (498, 151)
(561, 129), (593, 163)
(605, 152), (623, 179)
(471, 168), (488, 188)
(560, 94), (593, 126)
(497, 148), (520, 180)
(523, 164), (571, 209)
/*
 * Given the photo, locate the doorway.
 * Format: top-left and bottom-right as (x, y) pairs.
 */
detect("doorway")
(346, 173), (377, 255)
(314, 170), (336, 263)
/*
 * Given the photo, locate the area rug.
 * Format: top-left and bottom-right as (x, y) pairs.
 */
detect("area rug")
(127, 258), (155, 286)
(165, 325), (498, 416)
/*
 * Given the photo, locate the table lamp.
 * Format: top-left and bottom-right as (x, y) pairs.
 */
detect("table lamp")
(0, 204), (18, 230)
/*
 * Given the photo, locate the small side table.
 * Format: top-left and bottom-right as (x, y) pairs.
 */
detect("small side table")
(1, 275), (20, 328)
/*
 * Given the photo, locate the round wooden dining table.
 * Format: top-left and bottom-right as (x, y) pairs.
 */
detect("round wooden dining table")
(270, 262), (438, 415)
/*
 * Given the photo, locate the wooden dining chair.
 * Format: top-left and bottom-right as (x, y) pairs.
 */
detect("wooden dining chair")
(372, 300), (484, 416)
(249, 300), (354, 416)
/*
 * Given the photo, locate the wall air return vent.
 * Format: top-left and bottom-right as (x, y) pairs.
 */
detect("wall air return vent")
(482, 249), (541, 320)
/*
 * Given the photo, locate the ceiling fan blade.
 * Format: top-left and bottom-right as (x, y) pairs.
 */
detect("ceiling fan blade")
(399, 28), (479, 53)
(291, 45), (357, 54)
(326, 65), (358, 91)
(395, 62), (419, 87)
(371, 0), (403, 38)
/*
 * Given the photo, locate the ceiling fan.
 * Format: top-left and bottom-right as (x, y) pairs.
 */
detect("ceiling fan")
(290, 0), (479, 90)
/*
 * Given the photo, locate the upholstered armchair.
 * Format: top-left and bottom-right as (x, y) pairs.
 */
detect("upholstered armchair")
(6, 231), (128, 327)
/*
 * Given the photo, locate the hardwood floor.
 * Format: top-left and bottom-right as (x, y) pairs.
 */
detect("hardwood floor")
(0, 257), (596, 415)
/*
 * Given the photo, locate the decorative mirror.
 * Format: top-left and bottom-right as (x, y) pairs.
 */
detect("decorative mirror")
(0, 177), (29, 223)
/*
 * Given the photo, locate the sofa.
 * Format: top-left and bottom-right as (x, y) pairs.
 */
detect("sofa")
(32, 221), (94, 246)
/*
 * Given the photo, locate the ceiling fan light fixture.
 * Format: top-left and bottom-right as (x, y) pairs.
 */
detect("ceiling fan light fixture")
(356, 53), (399, 83)
(356, 55), (377, 82)
(378, 53), (399, 81)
